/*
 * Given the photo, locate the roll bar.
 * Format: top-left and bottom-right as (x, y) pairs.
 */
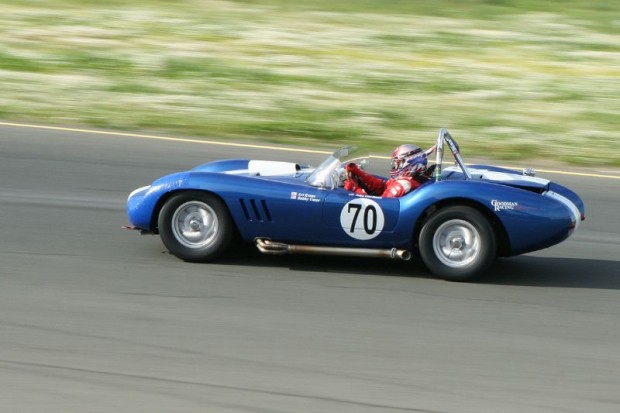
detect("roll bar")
(435, 128), (471, 181)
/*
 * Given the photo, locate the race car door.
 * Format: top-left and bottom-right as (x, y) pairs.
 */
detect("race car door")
(231, 183), (328, 243)
(321, 190), (402, 246)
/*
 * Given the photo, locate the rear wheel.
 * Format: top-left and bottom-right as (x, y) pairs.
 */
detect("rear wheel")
(419, 206), (496, 281)
(158, 191), (232, 262)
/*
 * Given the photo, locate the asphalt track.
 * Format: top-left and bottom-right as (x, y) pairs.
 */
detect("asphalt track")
(1, 122), (619, 413)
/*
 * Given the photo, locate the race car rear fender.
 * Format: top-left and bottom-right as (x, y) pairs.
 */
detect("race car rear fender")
(399, 180), (575, 256)
(411, 197), (512, 258)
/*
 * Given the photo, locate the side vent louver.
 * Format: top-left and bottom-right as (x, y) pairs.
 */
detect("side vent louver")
(239, 199), (273, 222)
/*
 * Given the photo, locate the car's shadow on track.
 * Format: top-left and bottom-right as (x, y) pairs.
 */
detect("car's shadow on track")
(481, 256), (620, 289)
(217, 245), (620, 289)
(217, 244), (432, 277)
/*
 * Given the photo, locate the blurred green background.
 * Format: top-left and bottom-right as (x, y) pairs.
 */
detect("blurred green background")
(1, 0), (619, 165)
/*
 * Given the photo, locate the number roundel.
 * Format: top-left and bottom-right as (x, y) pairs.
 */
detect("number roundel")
(340, 199), (385, 240)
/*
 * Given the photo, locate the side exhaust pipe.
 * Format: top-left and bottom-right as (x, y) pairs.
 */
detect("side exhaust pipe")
(255, 238), (411, 261)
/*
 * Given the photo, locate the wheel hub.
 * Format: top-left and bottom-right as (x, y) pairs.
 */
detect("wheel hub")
(449, 236), (465, 250)
(433, 219), (480, 268)
(189, 218), (202, 232)
(171, 201), (219, 249)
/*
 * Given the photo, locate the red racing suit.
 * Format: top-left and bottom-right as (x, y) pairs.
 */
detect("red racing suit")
(343, 163), (425, 198)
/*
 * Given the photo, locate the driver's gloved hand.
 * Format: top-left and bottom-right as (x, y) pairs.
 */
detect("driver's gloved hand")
(343, 179), (358, 192)
(346, 163), (361, 175)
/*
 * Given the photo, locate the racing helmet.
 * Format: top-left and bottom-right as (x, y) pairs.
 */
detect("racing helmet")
(390, 144), (427, 178)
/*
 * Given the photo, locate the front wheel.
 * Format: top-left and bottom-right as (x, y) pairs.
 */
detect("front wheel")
(419, 206), (496, 281)
(158, 191), (233, 262)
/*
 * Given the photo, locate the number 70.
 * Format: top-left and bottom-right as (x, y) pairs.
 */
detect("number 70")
(347, 203), (377, 235)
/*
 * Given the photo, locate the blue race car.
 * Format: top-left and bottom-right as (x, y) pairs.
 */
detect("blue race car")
(126, 129), (585, 281)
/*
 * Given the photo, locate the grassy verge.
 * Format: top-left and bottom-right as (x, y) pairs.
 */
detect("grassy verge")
(1, 0), (619, 165)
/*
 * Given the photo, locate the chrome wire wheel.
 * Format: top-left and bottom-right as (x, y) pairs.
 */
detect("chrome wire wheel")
(432, 219), (480, 268)
(171, 201), (219, 249)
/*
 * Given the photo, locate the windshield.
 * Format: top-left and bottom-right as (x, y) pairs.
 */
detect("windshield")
(307, 146), (367, 189)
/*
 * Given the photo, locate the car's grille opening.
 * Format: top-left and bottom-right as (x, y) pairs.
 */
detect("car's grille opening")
(239, 198), (273, 222)
(239, 199), (251, 220)
(261, 200), (273, 221)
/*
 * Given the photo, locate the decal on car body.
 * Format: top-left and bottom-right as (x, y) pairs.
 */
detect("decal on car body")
(291, 192), (320, 203)
(340, 199), (385, 240)
(491, 200), (519, 212)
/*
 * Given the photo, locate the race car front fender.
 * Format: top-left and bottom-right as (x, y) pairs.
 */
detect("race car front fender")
(126, 172), (190, 230)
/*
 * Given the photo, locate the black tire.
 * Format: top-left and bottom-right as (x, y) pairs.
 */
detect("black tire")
(419, 206), (496, 281)
(158, 191), (233, 262)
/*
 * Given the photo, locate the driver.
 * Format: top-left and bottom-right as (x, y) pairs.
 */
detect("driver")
(344, 144), (436, 198)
